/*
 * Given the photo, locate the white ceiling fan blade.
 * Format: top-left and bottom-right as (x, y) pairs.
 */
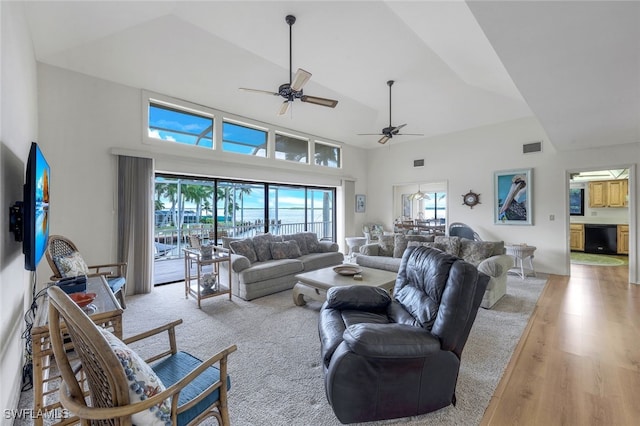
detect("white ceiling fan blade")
(300, 95), (338, 108)
(397, 133), (425, 136)
(291, 68), (312, 91)
(239, 87), (279, 96)
(378, 135), (391, 144)
(358, 133), (384, 136)
(278, 100), (291, 116)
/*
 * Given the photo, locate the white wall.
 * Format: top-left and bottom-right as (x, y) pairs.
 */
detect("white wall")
(0, 2), (39, 422)
(364, 117), (639, 280)
(37, 64), (369, 267)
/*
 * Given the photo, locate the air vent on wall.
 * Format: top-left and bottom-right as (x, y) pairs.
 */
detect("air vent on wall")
(413, 159), (425, 167)
(523, 141), (542, 154)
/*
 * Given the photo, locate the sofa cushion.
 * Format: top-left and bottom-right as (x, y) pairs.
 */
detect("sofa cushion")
(377, 234), (395, 257)
(253, 233), (276, 262)
(393, 234), (435, 258)
(488, 240), (506, 256)
(282, 233), (309, 255)
(240, 259), (303, 284)
(54, 252), (89, 277)
(434, 236), (461, 256)
(221, 236), (242, 249)
(355, 254), (402, 273)
(459, 239), (497, 266)
(229, 239), (258, 263)
(270, 240), (301, 260)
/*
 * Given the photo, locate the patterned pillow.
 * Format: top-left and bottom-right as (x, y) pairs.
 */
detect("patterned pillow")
(54, 252), (89, 277)
(270, 240), (301, 260)
(229, 239), (258, 263)
(252, 233), (275, 262)
(282, 234), (309, 255)
(434, 236), (461, 256)
(377, 234), (395, 257)
(302, 232), (322, 253)
(459, 240), (497, 266)
(393, 234), (435, 258)
(99, 329), (171, 425)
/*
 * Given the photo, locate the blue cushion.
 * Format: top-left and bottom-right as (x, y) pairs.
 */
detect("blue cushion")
(107, 276), (126, 293)
(152, 351), (231, 426)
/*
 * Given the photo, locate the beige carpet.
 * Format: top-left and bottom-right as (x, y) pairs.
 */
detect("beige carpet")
(16, 273), (547, 426)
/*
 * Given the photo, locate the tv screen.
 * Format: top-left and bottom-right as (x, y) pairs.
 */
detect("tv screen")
(23, 142), (50, 271)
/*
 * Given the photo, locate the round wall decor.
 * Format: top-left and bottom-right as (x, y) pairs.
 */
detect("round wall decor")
(462, 190), (480, 208)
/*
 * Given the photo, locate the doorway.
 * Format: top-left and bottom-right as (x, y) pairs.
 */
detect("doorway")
(568, 168), (630, 275)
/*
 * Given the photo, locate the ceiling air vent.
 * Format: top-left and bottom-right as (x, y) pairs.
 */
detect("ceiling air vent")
(523, 141), (542, 154)
(413, 159), (425, 167)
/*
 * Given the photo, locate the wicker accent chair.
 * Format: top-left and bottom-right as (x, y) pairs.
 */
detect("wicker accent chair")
(45, 235), (128, 308)
(47, 285), (237, 426)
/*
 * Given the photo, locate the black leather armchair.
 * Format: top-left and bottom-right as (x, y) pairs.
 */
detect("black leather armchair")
(318, 246), (489, 424)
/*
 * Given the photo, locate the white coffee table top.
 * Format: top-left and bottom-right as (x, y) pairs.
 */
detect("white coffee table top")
(295, 264), (397, 291)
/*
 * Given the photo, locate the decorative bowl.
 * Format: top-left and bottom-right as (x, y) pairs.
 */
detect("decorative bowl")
(333, 265), (363, 276)
(69, 292), (97, 308)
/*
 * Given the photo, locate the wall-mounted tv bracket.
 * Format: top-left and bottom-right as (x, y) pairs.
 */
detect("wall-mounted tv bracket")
(9, 201), (24, 242)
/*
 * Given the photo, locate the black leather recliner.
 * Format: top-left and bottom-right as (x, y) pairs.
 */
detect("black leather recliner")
(318, 246), (490, 424)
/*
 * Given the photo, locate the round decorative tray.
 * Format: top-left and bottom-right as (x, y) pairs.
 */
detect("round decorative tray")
(69, 292), (97, 308)
(333, 265), (363, 276)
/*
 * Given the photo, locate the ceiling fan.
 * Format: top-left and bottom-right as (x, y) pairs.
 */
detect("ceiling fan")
(240, 15), (338, 116)
(359, 80), (423, 144)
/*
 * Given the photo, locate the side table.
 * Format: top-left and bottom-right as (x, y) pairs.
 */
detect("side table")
(506, 244), (537, 279)
(31, 275), (123, 426)
(183, 247), (232, 308)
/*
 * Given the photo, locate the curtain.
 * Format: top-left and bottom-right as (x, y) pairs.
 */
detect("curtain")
(117, 155), (154, 294)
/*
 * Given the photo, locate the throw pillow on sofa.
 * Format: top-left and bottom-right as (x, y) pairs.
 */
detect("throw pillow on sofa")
(434, 236), (461, 256)
(253, 233), (279, 262)
(393, 234), (435, 258)
(377, 234), (395, 257)
(270, 240), (302, 260)
(282, 234), (309, 255)
(459, 239), (497, 266)
(229, 239), (258, 263)
(302, 232), (323, 253)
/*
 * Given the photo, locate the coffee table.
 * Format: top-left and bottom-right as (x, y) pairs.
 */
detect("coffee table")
(293, 265), (397, 306)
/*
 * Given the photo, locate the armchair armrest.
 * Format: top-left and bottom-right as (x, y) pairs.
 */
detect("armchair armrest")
(123, 319), (183, 363)
(477, 254), (513, 278)
(87, 262), (127, 278)
(344, 323), (441, 358)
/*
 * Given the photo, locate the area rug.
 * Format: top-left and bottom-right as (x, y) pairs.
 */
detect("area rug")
(570, 252), (629, 266)
(15, 274), (547, 426)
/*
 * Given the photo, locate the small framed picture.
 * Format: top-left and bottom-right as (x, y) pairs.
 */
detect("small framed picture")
(355, 194), (366, 213)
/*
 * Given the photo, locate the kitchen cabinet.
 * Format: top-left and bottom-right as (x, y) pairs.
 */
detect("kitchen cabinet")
(617, 225), (629, 254)
(588, 179), (628, 208)
(570, 223), (585, 251)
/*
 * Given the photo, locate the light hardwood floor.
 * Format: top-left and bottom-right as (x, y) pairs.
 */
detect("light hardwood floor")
(481, 263), (640, 425)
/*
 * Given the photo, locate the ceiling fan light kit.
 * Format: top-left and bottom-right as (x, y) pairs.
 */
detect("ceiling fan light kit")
(240, 15), (338, 115)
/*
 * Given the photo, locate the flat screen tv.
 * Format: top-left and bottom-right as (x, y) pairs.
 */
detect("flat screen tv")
(23, 142), (50, 270)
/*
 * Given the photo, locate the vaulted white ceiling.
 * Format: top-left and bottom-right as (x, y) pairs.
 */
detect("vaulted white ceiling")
(22, 1), (639, 150)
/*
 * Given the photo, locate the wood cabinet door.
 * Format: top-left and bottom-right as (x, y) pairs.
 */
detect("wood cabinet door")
(570, 224), (584, 251)
(608, 180), (627, 207)
(588, 181), (607, 207)
(617, 225), (629, 254)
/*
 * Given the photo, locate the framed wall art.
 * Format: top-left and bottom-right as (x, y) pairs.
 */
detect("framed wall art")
(569, 187), (585, 216)
(355, 194), (366, 213)
(494, 168), (533, 225)
(401, 194), (412, 218)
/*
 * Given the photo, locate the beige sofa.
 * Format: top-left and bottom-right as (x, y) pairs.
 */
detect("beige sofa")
(355, 234), (513, 309)
(218, 232), (344, 301)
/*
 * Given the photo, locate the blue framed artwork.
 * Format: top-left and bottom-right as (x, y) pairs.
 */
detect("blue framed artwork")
(494, 168), (533, 225)
(569, 188), (585, 216)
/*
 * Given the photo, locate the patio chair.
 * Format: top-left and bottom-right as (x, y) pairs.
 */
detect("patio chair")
(45, 235), (128, 308)
(47, 285), (237, 426)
